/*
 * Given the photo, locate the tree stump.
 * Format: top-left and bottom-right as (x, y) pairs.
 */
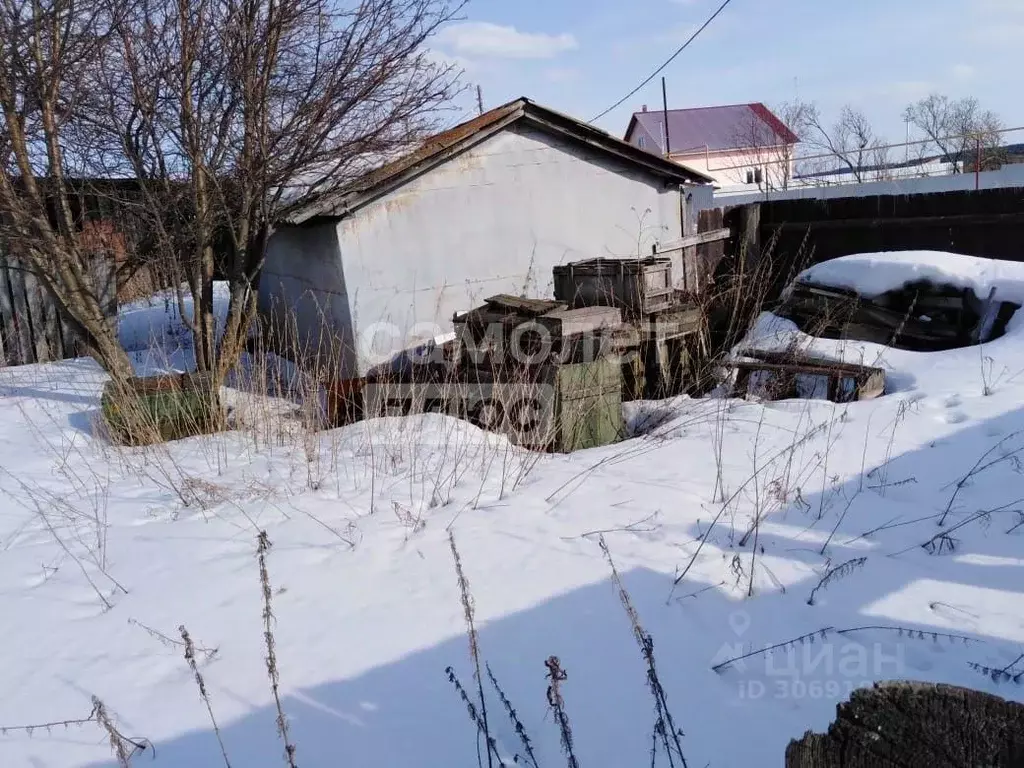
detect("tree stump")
(785, 681), (1024, 768)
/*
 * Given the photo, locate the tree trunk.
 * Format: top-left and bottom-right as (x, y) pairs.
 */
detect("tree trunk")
(786, 681), (1024, 768)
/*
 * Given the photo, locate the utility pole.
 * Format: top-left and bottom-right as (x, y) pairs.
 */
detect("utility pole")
(976, 134), (982, 190)
(476, 85), (484, 116)
(661, 76), (671, 158)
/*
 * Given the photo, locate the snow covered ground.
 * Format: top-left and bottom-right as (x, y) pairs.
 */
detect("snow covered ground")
(2, 255), (1024, 768)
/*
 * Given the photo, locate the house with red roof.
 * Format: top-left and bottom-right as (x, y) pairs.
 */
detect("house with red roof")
(625, 103), (800, 189)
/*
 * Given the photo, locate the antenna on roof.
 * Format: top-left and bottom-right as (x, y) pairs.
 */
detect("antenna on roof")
(476, 85), (484, 116)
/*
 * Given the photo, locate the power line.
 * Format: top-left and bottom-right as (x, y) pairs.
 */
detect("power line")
(590, 0), (735, 124)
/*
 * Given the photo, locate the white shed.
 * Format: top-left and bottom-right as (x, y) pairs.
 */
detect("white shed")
(258, 97), (712, 378)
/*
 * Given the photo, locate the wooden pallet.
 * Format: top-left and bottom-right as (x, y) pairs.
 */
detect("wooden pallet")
(727, 349), (885, 402)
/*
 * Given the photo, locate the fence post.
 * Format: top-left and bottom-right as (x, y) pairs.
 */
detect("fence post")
(739, 203), (761, 275)
(975, 135), (981, 191)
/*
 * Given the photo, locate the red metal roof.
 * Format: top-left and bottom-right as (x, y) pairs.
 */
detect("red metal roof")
(627, 102), (799, 155)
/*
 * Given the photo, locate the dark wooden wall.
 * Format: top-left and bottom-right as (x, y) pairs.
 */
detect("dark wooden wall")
(0, 253), (116, 366)
(0, 183), (130, 366)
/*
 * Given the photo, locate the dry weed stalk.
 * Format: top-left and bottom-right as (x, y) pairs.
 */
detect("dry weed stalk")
(544, 655), (579, 768)
(672, 418), (830, 592)
(806, 557), (867, 606)
(487, 663), (539, 768)
(834, 625), (976, 644)
(180, 625), (232, 768)
(895, 499), (1024, 557)
(820, 414), (876, 553)
(599, 537), (687, 768)
(445, 666), (503, 767)
(967, 659), (1024, 685)
(448, 531), (494, 768)
(746, 406), (767, 597)
(712, 628), (834, 673)
(128, 617), (218, 660)
(256, 531), (298, 768)
(870, 400), (910, 497)
(939, 430), (1024, 526)
(91, 696), (152, 767)
(0, 467), (122, 610)
(0, 694), (147, 757)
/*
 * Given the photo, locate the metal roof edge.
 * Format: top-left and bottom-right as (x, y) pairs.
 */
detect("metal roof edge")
(519, 102), (713, 184)
(280, 97), (711, 226)
(282, 102), (528, 225)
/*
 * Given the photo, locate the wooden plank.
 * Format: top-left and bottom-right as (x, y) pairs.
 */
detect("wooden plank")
(0, 254), (17, 365)
(39, 279), (64, 361)
(654, 227), (732, 253)
(739, 204), (761, 271)
(97, 253), (118, 319)
(735, 348), (884, 377)
(6, 260), (36, 364)
(59, 304), (79, 359)
(22, 268), (51, 363)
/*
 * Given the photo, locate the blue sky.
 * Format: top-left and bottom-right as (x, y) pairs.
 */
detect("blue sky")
(433, 0), (1024, 144)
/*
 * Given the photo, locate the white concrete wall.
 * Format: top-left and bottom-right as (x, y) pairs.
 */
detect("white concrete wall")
(258, 220), (360, 374)
(322, 124), (686, 375)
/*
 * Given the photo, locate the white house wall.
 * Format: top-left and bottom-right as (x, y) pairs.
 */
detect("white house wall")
(258, 220), (360, 374)
(334, 125), (685, 374)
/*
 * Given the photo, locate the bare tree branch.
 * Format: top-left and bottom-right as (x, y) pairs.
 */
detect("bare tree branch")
(904, 93), (1004, 173)
(3, 0), (466, 384)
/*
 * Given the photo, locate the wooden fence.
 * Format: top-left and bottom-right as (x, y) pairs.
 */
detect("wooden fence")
(0, 181), (146, 367)
(739, 186), (1024, 300)
(651, 202), (731, 294)
(0, 253), (116, 366)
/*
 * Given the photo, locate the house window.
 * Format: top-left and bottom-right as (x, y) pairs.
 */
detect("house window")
(638, 136), (646, 149)
(746, 170), (754, 184)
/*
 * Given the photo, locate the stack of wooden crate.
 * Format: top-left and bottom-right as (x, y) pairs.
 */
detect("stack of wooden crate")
(552, 257), (701, 400)
(363, 294), (627, 452)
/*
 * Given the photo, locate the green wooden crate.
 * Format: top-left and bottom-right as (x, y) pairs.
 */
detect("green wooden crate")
(101, 372), (221, 445)
(554, 358), (623, 452)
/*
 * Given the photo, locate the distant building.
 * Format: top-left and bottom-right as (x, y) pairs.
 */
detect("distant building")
(624, 103), (800, 189)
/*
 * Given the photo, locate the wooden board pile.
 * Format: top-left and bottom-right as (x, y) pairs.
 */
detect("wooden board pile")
(778, 279), (1020, 352)
(362, 294), (626, 452)
(728, 349), (885, 403)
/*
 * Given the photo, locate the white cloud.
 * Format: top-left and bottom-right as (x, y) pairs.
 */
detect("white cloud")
(436, 22), (578, 60)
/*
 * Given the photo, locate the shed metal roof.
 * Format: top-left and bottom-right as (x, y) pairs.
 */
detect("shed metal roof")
(281, 97), (712, 225)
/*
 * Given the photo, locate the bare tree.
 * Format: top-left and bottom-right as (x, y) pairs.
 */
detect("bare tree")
(904, 94), (1004, 173)
(804, 105), (887, 184)
(3, 0), (464, 389)
(732, 99), (810, 192)
(0, 0), (137, 382)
